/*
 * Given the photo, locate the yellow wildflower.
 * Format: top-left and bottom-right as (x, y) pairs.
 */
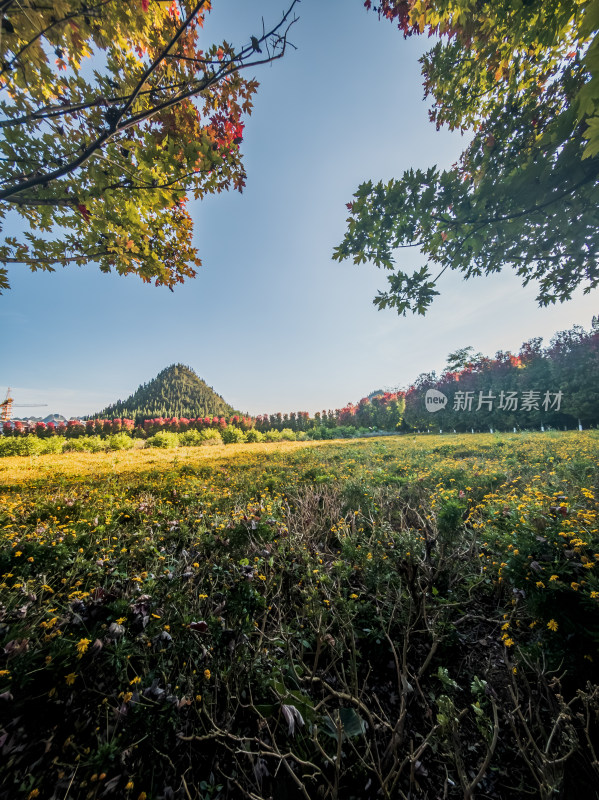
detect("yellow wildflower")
(204, 669), (211, 680)
(547, 619), (559, 632)
(76, 638), (91, 658)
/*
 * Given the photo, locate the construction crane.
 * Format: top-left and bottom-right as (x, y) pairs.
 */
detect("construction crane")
(1, 387), (48, 423)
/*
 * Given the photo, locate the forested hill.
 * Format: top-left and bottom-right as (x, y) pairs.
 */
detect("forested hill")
(94, 364), (236, 422)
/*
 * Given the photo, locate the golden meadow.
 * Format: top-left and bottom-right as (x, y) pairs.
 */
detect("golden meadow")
(1, 432), (598, 800)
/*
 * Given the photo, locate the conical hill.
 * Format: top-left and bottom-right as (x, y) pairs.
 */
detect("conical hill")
(94, 364), (235, 422)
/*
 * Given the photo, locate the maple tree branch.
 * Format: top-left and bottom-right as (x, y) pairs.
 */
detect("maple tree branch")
(0, 0), (113, 77)
(3, 251), (109, 264)
(427, 170), (598, 231)
(115, 0), (209, 128)
(116, 6), (300, 134)
(0, 3), (298, 202)
(0, 80), (190, 127)
(0, 127), (113, 200)
(5, 164), (223, 205)
(116, 35), (296, 134)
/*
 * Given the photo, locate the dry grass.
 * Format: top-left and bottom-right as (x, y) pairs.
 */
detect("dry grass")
(0, 439), (324, 485)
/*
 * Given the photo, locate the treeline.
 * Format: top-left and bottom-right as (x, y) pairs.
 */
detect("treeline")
(2, 416), (253, 439)
(4, 322), (598, 441)
(403, 320), (599, 431)
(3, 394), (406, 440)
(253, 392), (406, 432)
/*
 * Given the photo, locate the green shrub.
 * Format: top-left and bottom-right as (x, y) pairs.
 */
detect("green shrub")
(39, 436), (66, 454)
(83, 436), (108, 452)
(145, 431), (180, 449)
(279, 428), (297, 441)
(179, 429), (205, 446)
(307, 426), (336, 440)
(335, 426), (357, 438)
(62, 438), (87, 452)
(0, 436), (44, 456)
(63, 436), (113, 453)
(221, 426), (245, 444)
(263, 429), (282, 442)
(180, 428), (223, 446)
(199, 428), (222, 444)
(244, 429), (264, 443)
(107, 433), (135, 451)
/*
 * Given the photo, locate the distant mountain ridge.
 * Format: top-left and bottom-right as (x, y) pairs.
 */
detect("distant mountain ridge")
(93, 364), (236, 422)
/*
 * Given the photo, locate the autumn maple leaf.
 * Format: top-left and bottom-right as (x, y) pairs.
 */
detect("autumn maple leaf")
(77, 204), (91, 222)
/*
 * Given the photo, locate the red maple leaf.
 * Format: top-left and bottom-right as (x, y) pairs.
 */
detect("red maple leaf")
(77, 204), (91, 222)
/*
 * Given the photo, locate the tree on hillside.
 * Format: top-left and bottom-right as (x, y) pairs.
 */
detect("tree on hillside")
(0, 0), (298, 293)
(334, 0), (599, 314)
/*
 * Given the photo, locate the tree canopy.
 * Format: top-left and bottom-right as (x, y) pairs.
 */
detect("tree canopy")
(403, 317), (599, 430)
(0, 0), (297, 293)
(334, 0), (599, 314)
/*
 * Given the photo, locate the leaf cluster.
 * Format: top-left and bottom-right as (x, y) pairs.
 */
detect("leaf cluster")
(0, 0), (298, 292)
(336, 0), (599, 314)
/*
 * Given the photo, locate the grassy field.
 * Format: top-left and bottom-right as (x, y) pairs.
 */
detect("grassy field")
(1, 432), (598, 800)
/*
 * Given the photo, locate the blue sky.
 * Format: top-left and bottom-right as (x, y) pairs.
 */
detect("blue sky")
(2, 0), (597, 419)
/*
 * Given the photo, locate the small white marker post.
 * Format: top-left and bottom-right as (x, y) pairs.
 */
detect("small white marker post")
(578, 419), (583, 431)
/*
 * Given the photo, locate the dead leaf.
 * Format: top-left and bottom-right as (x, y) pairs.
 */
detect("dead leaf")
(281, 704), (304, 737)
